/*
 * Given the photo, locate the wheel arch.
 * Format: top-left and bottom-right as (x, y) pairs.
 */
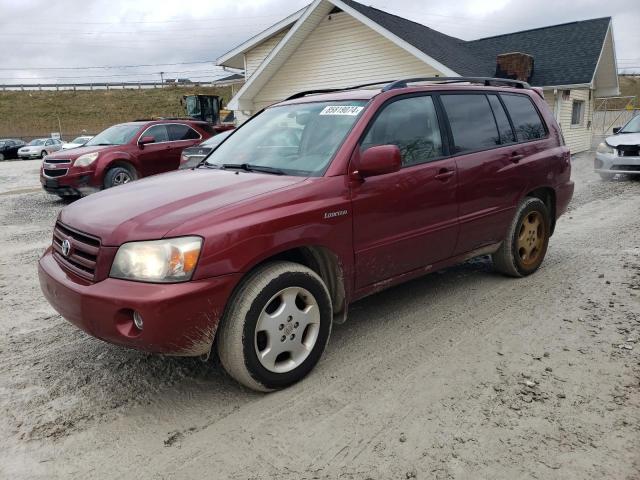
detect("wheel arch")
(236, 245), (347, 325)
(525, 186), (556, 235)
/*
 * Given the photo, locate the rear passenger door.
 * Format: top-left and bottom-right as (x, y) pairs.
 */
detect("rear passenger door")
(440, 92), (529, 254)
(166, 124), (202, 171)
(351, 94), (459, 289)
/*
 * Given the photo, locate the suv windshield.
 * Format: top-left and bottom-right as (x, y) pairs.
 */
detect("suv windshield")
(85, 124), (141, 146)
(205, 100), (368, 176)
(28, 139), (46, 146)
(620, 116), (640, 134)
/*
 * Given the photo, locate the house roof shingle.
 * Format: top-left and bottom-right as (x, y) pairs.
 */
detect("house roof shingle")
(341, 0), (610, 87)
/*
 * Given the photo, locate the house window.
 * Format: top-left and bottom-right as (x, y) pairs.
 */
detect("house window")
(571, 100), (585, 126)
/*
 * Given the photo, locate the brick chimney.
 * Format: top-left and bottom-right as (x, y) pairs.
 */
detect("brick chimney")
(495, 52), (534, 83)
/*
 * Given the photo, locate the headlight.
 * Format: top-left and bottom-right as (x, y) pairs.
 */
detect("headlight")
(74, 152), (99, 167)
(596, 142), (615, 155)
(110, 237), (202, 283)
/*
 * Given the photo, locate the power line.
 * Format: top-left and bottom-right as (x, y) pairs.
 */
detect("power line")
(0, 70), (227, 81)
(6, 13), (286, 26)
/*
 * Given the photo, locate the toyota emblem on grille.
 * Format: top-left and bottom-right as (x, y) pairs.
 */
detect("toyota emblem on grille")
(61, 239), (71, 257)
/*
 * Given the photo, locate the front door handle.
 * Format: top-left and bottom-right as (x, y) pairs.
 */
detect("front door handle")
(511, 152), (524, 163)
(434, 168), (455, 181)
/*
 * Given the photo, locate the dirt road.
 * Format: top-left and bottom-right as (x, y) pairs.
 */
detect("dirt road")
(1, 155), (638, 479)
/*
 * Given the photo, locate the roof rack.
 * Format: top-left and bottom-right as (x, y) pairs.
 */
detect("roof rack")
(381, 77), (531, 91)
(284, 77), (531, 102)
(284, 80), (398, 101)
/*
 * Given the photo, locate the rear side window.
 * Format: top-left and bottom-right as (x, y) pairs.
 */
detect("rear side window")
(441, 94), (500, 153)
(362, 95), (444, 167)
(487, 95), (516, 144)
(145, 125), (169, 142)
(500, 94), (546, 141)
(168, 124), (201, 141)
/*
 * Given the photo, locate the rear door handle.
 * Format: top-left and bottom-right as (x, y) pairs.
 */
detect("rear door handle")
(510, 153), (524, 163)
(434, 168), (455, 181)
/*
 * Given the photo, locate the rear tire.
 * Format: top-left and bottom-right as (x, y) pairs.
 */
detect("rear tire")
(492, 197), (550, 278)
(217, 261), (333, 392)
(104, 165), (137, 189)
(40, 151), (47, 159)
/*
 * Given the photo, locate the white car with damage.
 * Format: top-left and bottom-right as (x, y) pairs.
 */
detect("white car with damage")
(595, 115), (640, 180)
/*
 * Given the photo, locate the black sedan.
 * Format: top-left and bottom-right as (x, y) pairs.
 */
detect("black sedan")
(0, 139), (26, 160)
(179, 130), (233, 169)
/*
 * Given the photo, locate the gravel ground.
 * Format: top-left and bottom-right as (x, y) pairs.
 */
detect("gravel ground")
(0, 155), (639, 479)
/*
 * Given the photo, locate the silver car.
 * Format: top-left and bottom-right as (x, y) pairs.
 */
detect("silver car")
(18, 138), (63, 159)
(595, 116), (640, 180)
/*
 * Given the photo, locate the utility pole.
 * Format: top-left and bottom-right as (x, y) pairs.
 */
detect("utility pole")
(159, 71), (164, 88)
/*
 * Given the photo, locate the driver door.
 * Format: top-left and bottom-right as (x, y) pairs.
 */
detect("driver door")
(351, 95), (459, 289)
(136, 124), (172, 176)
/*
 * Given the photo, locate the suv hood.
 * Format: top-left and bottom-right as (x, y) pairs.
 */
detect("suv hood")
(47, 145), (113, 159)
(606, 132), (640, 147)
(59, 169), (306, 246)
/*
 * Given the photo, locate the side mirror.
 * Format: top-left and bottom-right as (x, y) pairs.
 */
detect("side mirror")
(612, 127), (621, 134)
(357, 145), (402, 178)
(138, 136), (156, 146)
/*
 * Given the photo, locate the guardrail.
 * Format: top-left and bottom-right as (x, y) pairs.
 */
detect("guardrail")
(0, 81), (221, 91)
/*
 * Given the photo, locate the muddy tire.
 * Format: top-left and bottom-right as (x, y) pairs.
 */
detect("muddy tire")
(217, 261), (332, 392)
(492, 197), (550, 278)
(104, 165), (136, 189)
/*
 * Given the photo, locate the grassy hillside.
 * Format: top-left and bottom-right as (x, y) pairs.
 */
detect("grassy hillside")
(619, 75), (640, 102)
(0, 86), (231, 140)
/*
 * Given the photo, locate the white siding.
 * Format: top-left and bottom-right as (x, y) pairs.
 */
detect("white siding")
(543, 88), (594, 154)
(244, 30), (289, 79)
(252, 12), (445, 110)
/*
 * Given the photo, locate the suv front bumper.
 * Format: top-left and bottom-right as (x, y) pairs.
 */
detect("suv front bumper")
(38, 247), (241, 356)
(595, 152), (640, 175)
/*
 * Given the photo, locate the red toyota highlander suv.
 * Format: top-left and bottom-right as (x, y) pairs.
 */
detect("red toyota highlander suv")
(38, 77), (574, 391)
(40, 119), (214, 198)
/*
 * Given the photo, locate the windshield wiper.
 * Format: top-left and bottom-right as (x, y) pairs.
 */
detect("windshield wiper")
(219, 163), (285, 175)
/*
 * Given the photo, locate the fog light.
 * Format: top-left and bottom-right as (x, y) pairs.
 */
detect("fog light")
(133, 311), (144, 330)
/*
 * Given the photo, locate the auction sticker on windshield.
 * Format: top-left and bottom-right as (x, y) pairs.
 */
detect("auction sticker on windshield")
(319, 106), (364, 116)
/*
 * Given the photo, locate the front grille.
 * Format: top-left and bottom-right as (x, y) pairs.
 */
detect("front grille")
(617, 145), (640, 157)
(52, 222), (101, 280)
(45, 158), (71, 164)
(612, 165), (640, 172)
(44, 168), (68, 178)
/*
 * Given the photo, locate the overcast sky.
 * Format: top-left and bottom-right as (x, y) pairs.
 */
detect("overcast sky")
(0, 0), (638, 85)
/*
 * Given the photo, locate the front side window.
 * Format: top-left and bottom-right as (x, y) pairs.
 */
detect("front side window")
(501, 94), (546, 141)
(441, 94), (500, 153)
(28, 139), (46, 146)
(168, 124), (200, 141)
(205, 100), (367, 176)
(144, 125), (169, 143)
(571, 100), (585, 126)
(361, 95), (443, 166)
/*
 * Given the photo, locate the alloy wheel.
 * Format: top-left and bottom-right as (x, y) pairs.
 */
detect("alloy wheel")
(254, 286), (320, 374)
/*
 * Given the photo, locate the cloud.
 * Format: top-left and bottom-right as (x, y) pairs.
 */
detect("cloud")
(0, 0), (637, 84)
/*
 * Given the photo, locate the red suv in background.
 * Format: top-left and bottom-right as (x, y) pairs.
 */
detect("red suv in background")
(40, 120), (214, 198)
(39, 77), (573, 391)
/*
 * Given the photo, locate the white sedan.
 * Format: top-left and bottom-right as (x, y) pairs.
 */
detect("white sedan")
(595, 116), (640, 180)
(18, 138), (63, 159)
(62, 136), (93, 150)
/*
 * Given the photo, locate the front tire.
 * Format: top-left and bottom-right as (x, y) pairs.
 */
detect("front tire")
(40, 151), (47, 159)
(217, 262), (333, 392)
(599, 172), (615, 181)
(104, 165), (136, 189)
(492, 197), (550, 277)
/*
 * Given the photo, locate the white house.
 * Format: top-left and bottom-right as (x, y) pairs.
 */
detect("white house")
(217, 0), (619, 153)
